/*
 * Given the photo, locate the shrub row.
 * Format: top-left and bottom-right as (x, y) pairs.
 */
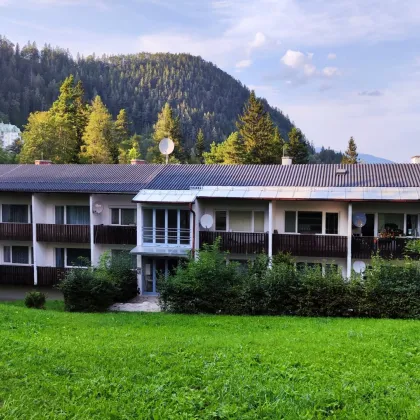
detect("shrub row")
(159, 241), (420, 318)
(59, 251), (137, 312)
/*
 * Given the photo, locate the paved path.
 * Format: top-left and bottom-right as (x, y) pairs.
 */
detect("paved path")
(0, 286), (63, 301)
(109, 296), (161, 312)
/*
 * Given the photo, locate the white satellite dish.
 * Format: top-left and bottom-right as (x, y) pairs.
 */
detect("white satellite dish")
(353, 260), (366, 274)
(159, 138), (175, 164)
(352, 213), (367, 228)
(93, 202), (103, 214)
(200, 214), (214, 229)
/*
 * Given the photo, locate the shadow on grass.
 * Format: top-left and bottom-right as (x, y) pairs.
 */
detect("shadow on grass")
(3, 300), (65, 312)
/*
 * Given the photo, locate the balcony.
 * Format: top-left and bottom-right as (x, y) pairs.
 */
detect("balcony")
(352, 237), (414, 259)
(272, 234), (347, 258)
(0, 265), (34, 285)
(37, 267), (70, 286)
(200, 231), (268, 254)
(94, 225), (137, 245)
(0, 223), (33, 241)
(36, 224), (90, 243)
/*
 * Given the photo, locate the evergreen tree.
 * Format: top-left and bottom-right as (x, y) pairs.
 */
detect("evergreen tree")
(128, 138), (141, 161)
(236, 91), (280, 164)
(114, 109), (130, 145)
(203, 132), (245, 164)
(80, 96), (117, 163)
(287, 127), (309, 164)
(341, 136), (358, 164)
(195, 128), (205, 163)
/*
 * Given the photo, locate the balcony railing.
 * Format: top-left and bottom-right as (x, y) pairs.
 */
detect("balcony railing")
(94, 225), (137, 245)
(0, 223), (33, 241)
(352, 236), (414, 259)
(143, 228), (191, 246)
(36, 224), (90, 243)
(272, 234), (347, 258)
(200, 231), (268, 254)
(0, 265), (34, 285)
(37, 267), (70, 286)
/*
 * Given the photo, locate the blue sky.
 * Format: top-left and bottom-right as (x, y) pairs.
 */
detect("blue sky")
(2, 0), (420, 162)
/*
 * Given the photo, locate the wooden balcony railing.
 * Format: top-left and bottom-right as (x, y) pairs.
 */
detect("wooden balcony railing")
(0, 223), (33, 241)
(352, 236), (413, 259)
(94, 225), (137, 245)
(0, 265), (34, 285)
(37, 267), (70, 286)
(200, 231), (268, 254)
(272, 234), (348, 258)
(36, 224), (90, 243)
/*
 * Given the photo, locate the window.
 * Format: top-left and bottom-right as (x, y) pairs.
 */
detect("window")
(111, 208), (137, 225)
(230, 211), (252, 232)
(298, 212), (322, 234)
(2, 204), (29, 223)
(215, 211), (227, 231)
(179, 210), (190, 245)
(378, 213), (404, 234)
(285, 211), (296, 233)
(325, 264), (339, 276)
(55, 206), (65, 224)
(143, 208), (153, 243)
(254, 211), (265, 232)
(326, 213), (339, 235)
(407, 214), (418, 236)
(56, 248), (65, 268)
(4, 246), (31, 264)
(66, 248), (91, 267)
(67, 206), (90, 225)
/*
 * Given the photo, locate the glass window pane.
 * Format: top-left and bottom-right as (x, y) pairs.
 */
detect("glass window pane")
(326, 213), (339, 235)
(4, 246), (11, 263)
(168, 210), (178, 244)
(121, 209), (136, 225)
(298, 212), (322, 234)
(378, 213), (404, 236)
(2, 205), (28, 223)
(254, 211), (265, 232)
(111, 208), (120, 225)
(55, 206), (65, 224)
(407, 214), (418, 236)
(285, 211), (296, 233)
(66, 248), (91, 267)
(155, 209), (165, 243)
(180, 210), (190, 245)
(56, 248), (65, 268)
(143, 258), (154, 293)
(229, 211), (252, 232)
(66, 206), (90, 225)
(143, 209), (153, 243)
(30, 247), (33, 265)
(12, 246), (29, 264)
(215, 211), (227, 231)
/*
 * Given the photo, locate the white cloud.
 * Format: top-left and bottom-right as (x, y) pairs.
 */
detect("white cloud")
(236, 59), (252, 68)
(327, 53), (337, 60)
(322, 66), (341, 77)
(281, 50), (311, 69)
(303, 63), (316, 76)
(359, 90), (383, 97)
(249, 32), (266, 49)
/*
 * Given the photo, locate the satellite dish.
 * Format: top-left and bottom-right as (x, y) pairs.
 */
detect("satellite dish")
(93, 202), (103, 214)
(200, 214), (214, 229)
(352, 213), (367, 228)
(353, 261), (366, 274)
(159, 138), (175, 163)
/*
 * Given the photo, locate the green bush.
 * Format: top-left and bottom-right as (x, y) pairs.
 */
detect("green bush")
(24, 291), (46, 309)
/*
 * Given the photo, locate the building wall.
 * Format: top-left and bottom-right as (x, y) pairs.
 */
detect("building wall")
(91, 194), (136, 226)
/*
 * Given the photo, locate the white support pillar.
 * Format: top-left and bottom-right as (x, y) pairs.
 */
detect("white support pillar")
(268, 201), (273, 262)
(193, 199), (200, 260)
(31, 194), (38, 286)
(136, 203), (143, 294)
(346, 202), (352, 278)
(89, 195), (95, 266)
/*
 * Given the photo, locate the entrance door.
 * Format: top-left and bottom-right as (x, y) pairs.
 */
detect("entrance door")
(142, 258), (180, 295)
(362, 214), (375, 236)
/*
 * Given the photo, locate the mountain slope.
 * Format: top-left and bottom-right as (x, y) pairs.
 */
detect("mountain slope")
(0, 36), (294, 148)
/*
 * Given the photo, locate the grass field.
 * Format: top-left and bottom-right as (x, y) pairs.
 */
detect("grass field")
(1, 302), (420, 419)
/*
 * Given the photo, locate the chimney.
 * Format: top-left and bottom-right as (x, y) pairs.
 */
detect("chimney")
(411, 156), (420, 164)
(35, 160), (52, 165)
(130, 159), (146, 165)
(282, 157), (293, 166)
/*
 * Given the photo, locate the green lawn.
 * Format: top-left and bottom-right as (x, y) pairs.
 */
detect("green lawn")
(1, 303), (420, 419)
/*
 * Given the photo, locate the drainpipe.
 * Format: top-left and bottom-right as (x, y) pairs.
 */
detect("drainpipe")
(189, 203), (196, 258)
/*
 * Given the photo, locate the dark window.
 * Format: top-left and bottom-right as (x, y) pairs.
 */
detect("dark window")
(55, 206), (65, 224)
(298, 212), (322, 234)
(56, 248), (65, 268)
(121, 209), (136, 225)
(2, 205), (28, 223)
(180, 210), (190, 244)
(5, 246), (29, 264)
(285, 211), (296, 233)
(66, 206), (90, 225)
(66, 248), (91, 267)
(111, 208), (120, 225)
(326, 213), (339, 235)
(215, 211), (227, 231)
(4, 246), (10, 263)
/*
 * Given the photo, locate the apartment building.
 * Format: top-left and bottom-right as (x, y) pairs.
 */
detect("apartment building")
(1, 161), (420, 295)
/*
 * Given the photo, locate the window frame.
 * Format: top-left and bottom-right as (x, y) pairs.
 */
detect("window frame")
(284, 210), (340, 235)
(64, 248), (91, 268)
(55, 205), (90, 225)
(214, 209), (266, 233)
(1, 204), (31, 224)
(110, 207), (137, 226)
(3, 245), (33, 265)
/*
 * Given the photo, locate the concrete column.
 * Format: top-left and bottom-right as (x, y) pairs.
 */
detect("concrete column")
(193, 199), (200, 259)
(268, 201), (273, 261)
(31, 194), (38, 286)
(346, 202), (352, 278)
(89, 195), (95, 266)
(136, 203), (143, 294)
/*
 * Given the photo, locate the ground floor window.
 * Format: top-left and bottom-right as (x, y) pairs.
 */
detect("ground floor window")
(143, 257), (180, 294)
(56, 248), (91, 268)
(3, 245), (32, 265)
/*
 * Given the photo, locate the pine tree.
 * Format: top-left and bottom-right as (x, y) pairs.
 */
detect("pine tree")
(114, 109), (130, 145)
(128, 139), (141, 161)
(80, 96), (117, 163)
(287, 127), (309, 164)
(195, 128), (205, 163)
(203, 132), (245, 164)
(341, 136), (358, 164)
(236, 91), (279, 164)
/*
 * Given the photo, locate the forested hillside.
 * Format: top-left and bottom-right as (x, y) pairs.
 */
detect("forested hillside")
(0, 36), (294, 148)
